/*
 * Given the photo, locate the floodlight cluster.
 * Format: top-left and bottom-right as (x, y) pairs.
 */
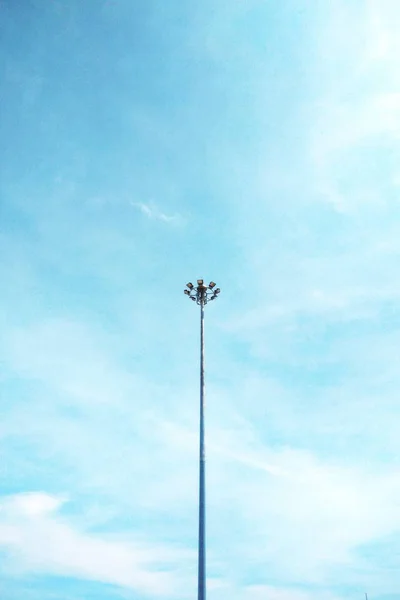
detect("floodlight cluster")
(184, 279), (221, 305)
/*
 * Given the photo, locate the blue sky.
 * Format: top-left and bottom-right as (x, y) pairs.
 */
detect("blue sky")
(1, 0), (400, 599)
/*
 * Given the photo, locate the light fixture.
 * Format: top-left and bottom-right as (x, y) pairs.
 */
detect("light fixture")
(184, 279), (221, 306)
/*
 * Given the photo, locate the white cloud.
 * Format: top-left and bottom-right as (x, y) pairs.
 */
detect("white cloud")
(2, 316), (400, 592)
(242, 586), (339, 600)
(6, 492), (65, 517)
(147, 409), (400, 584)
(310, 0), (400, 212)
(0, 493), (191, 598)
(131, 201), (184, 224)
(3, 318), (138, 407)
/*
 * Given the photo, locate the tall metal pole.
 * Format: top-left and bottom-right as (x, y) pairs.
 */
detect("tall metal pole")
(198, 300), (206, 600)
(184, 280), (220, 600)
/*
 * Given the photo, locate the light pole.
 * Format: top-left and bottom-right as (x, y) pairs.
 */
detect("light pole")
(184, 279), (221, 600)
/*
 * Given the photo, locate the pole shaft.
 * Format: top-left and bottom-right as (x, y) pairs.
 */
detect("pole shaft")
(198, 301), (206, 600)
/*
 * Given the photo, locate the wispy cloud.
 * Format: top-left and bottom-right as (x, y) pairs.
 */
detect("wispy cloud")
(2, 291), (400, 596)
(240, 586), (343, 600)
(2, 314), (400, 591)
(309, 0), (400, 212)
(0, 493), (191, 598)
(131, 201), (184, 224)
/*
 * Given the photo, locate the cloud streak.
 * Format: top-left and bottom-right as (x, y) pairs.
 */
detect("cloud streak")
(0, 493), (191, 598)
(131, 201), (184, 224)
(2, 303), (400, 597)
